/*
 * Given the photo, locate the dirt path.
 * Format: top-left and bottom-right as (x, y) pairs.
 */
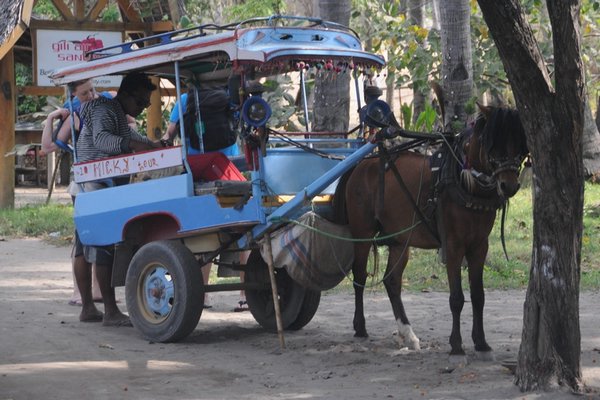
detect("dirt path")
(0, 238), (598, 400)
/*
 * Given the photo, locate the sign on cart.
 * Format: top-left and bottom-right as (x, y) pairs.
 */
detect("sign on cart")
(73, 147), (183, 183)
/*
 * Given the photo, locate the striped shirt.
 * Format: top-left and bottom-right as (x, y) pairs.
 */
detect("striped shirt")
(76, 96), (152, 163)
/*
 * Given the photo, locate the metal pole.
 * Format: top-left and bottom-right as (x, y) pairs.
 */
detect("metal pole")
(300, 69), (310, 132)
(263, 235), (285, 349)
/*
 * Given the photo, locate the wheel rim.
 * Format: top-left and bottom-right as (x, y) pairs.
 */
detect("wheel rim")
(138, 263), (174, 323)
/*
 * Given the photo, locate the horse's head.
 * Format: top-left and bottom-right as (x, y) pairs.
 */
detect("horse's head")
(463, 104), (528, 199)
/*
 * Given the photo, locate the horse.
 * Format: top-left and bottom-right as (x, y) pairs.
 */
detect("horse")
(333, 104), (529, 360)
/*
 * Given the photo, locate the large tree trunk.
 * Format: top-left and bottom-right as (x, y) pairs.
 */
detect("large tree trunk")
(477, 0), (584, 393)
(311, 0), (351, 132)
(582, 98), (600, 177)
(596, 96), (600, 130)
(408, 0), (426, 123)
(439, 0), (473, 130)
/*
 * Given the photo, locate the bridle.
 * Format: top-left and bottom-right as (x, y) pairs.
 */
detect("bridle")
(488, 155), (526, 178)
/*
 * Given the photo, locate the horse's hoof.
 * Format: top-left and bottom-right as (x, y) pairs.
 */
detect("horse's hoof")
(398, 336), (420, 351)
(475, 350), (495, 361)
(354, 331), (368, 338)
(448, 354), (468, 366)
(396, 322), (420, 350)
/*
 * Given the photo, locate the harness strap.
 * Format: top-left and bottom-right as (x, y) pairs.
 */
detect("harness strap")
(379, 145), (441, 245)
(378, 143), (386, 216)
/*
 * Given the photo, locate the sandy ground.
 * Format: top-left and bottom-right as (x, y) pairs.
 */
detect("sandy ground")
(0, 235), (599, 400)
(13, 185), (72, 208)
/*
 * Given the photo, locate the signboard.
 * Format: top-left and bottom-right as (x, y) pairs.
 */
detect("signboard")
(35, 29), (123, 87)
(73, 147), (183, 183)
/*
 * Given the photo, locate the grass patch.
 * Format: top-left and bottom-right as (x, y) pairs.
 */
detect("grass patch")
(328, 182), (600, 292)
(4, 183), (600, 291)
(0, 204), (74, 245)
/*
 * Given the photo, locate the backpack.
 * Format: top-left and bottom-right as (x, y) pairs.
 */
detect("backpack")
(181, 89), (237, 152)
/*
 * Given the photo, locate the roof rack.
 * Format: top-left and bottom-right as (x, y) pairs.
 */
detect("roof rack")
(85, 15), (359, 62)
(85, 22), (236, 60)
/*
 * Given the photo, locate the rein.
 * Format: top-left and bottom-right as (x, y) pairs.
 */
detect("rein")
(377, 144), (441, 245)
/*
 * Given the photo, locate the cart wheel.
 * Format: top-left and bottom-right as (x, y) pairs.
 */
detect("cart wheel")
(244, 250), (305, 332)
(287, 289), (321, 331)
(125, 240), (203, 342)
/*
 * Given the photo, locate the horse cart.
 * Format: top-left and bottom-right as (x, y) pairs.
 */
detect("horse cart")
(50, 15), (392, 343)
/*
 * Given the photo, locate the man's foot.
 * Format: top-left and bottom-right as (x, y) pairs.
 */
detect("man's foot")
(80, 310), (103, 322)
(234, 300), (249, 312)
(102, 312), (133, 327)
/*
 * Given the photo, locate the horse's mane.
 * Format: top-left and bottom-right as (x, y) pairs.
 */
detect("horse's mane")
(473, 107), (528, 156)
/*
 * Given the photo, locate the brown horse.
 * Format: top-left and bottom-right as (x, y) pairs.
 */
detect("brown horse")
(333, 105), (528, 360)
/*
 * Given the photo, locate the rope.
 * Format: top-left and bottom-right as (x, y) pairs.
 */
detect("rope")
(269, 216), (422, 242)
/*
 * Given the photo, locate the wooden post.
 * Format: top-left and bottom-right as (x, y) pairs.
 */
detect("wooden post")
(263, 235), (286, 350)
(0, 49), (16, 209)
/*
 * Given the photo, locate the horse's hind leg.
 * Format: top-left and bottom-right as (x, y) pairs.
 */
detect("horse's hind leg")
(466, 245), (494, 360)
(352, 242), (371, 338)
(384, 245), (420, 350)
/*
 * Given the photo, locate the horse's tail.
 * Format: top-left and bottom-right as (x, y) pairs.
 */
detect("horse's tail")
(332, 167), (355, 225)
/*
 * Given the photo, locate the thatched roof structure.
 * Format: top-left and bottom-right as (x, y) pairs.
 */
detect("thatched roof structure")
(0, 0), (32, 60)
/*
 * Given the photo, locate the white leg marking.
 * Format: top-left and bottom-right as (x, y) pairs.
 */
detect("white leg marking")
(396, 319), (420, 350)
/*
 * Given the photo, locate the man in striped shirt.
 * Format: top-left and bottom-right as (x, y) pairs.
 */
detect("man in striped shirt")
(75, 72), (161, 327)
(77, 72), (160, 162)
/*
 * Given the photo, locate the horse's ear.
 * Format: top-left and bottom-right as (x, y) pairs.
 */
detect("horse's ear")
(477, 102), (493, 119)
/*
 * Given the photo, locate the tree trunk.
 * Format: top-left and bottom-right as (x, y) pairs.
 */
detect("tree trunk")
(430, 0), (441, 30)
(439, 0), (473, 130)
(583, 98), (600, 177)
(167, 0), (185, 25)
(596, 96), (600, 130)
(311, 0), (351, 132)
(408, 0), (426, 124)
(477, 0), (584, 393)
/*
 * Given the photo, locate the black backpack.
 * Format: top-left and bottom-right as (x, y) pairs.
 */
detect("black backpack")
(181, 89), (237, 152)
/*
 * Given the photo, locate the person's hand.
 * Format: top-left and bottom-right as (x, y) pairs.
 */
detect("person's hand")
(47, 108), (69, 123)
(125, 114), (137, 129)
(129, 140), (158, 152)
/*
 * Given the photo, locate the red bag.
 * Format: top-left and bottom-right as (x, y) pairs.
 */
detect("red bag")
(188, 152), (246, 182)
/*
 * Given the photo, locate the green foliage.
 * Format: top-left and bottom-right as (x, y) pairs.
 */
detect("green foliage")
(261, 75), (305, 131)
(352, 1), (439, 97)
(101, 3), (121, 22)
(32, 0), (61, 19)
(15, 64), (47, 117)
(350, 0), (599, 115)
(225, 0), (285, 22)
(401, 103), (437, 132)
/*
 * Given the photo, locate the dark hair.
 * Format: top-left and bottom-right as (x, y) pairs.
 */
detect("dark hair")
(67, 79), (91, 92)
(118, 72), (157, 95)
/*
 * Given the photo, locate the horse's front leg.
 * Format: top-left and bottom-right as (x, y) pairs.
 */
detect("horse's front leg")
(352, 242), (372, 338)
(466, 242), (494, 360)
(384, 245), (420, 350)
(446, 251), (466, 358)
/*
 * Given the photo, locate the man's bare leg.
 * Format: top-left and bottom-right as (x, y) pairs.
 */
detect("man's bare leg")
(73, 254), (102, 322)
(91, 264), (102, 301)
(95, 263), (131, 326)
(201, 263), (211, 307)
